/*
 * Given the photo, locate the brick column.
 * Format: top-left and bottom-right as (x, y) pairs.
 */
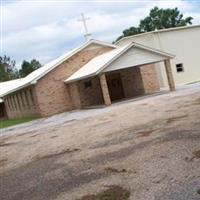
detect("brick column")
(99, 73), (111, 106)
(69, 82), (82, 109)
(164, 59), (175, 91)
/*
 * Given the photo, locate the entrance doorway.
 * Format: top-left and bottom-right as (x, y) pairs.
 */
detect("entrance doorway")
(106, 73), (125, 102)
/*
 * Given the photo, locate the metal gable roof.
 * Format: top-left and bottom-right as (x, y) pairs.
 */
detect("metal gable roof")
(115, 25), (200, 45)
(65, 44), (130, 83)
(0, 79), (24, 98)
(0, 39), (116, 98)
(65, 42), (174, 83)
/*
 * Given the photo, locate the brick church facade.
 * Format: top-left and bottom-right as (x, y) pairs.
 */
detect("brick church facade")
(1, 40), (175, 119)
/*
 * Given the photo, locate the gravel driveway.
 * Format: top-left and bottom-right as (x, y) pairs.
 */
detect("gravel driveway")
(0, 83), (200, 200)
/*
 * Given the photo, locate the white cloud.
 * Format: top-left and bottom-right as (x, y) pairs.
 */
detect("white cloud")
(2, 0), (200, 68)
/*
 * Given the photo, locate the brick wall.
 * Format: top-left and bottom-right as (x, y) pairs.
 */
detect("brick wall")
(4, 86), (40, 119)
(69, 82), (82, 110)
(120, 67), (145, 98)
(69, 76), (104, 109)
(3, 46), (160, 118)
(78, 76), (104, 107)
(120, 64), (160, 98)
(35, 44), (113, 117)
(139, 64), (160, 93)
(69, 64), (160, 108)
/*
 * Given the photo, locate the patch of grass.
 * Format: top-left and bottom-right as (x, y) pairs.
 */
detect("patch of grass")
(76, 185), (130, 200)
(0, 116), (38, 129)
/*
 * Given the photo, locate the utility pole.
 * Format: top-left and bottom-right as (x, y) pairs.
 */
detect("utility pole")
(78, 13), (92, 41)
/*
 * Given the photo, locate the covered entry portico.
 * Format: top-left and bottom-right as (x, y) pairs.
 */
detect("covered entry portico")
(66, 42), (175, 108)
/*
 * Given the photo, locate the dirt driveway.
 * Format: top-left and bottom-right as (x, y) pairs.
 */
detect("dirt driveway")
(0, 84), (200, 200)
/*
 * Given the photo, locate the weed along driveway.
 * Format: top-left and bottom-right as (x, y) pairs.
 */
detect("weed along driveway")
(0, 84), (200, 200)
(0, 116), (39, 129)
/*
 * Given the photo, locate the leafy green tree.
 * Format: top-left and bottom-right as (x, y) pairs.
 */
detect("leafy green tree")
(123, 27), (143, 37)
(115, 7), (193, 42)
(114, 27), (143, 44)
(19, 59), (41, 77)
(140, 7), (193, 32)
(0, 55), (19, 82)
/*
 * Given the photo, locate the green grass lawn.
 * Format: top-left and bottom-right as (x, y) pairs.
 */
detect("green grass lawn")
(0, 116), (39, 129)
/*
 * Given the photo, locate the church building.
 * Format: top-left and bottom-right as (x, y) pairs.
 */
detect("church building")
(0, 39), (175, 119)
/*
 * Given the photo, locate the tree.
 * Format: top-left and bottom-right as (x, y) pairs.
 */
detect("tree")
(19, 59), (42, 78)
(0, 55), (19, 82)
(114, 27), (143, 44)
(115, 7), (193, 42)
(140, 7), (193, 32)
(123, 27), (143, 37)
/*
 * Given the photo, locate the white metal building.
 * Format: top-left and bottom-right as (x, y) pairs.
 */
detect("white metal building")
(115, 25), (200, 87)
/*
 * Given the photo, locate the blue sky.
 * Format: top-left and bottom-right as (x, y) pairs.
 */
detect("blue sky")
(1, 0), (200, 68)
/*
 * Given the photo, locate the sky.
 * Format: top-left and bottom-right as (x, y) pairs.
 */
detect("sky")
(1, 0), (200, 68)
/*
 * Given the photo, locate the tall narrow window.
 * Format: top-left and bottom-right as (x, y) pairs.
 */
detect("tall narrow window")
(12, 95), (16, 110)
(29, 89), (35, 105)
(20, 92), (25, 107)
(17, 93), (21, 109)
(9, 96), (14, 110)
(7, 98), (11, 110)
(24, 90), (30, 107)
(9, 97), (13, 110)
(14, 94), (19, 110)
